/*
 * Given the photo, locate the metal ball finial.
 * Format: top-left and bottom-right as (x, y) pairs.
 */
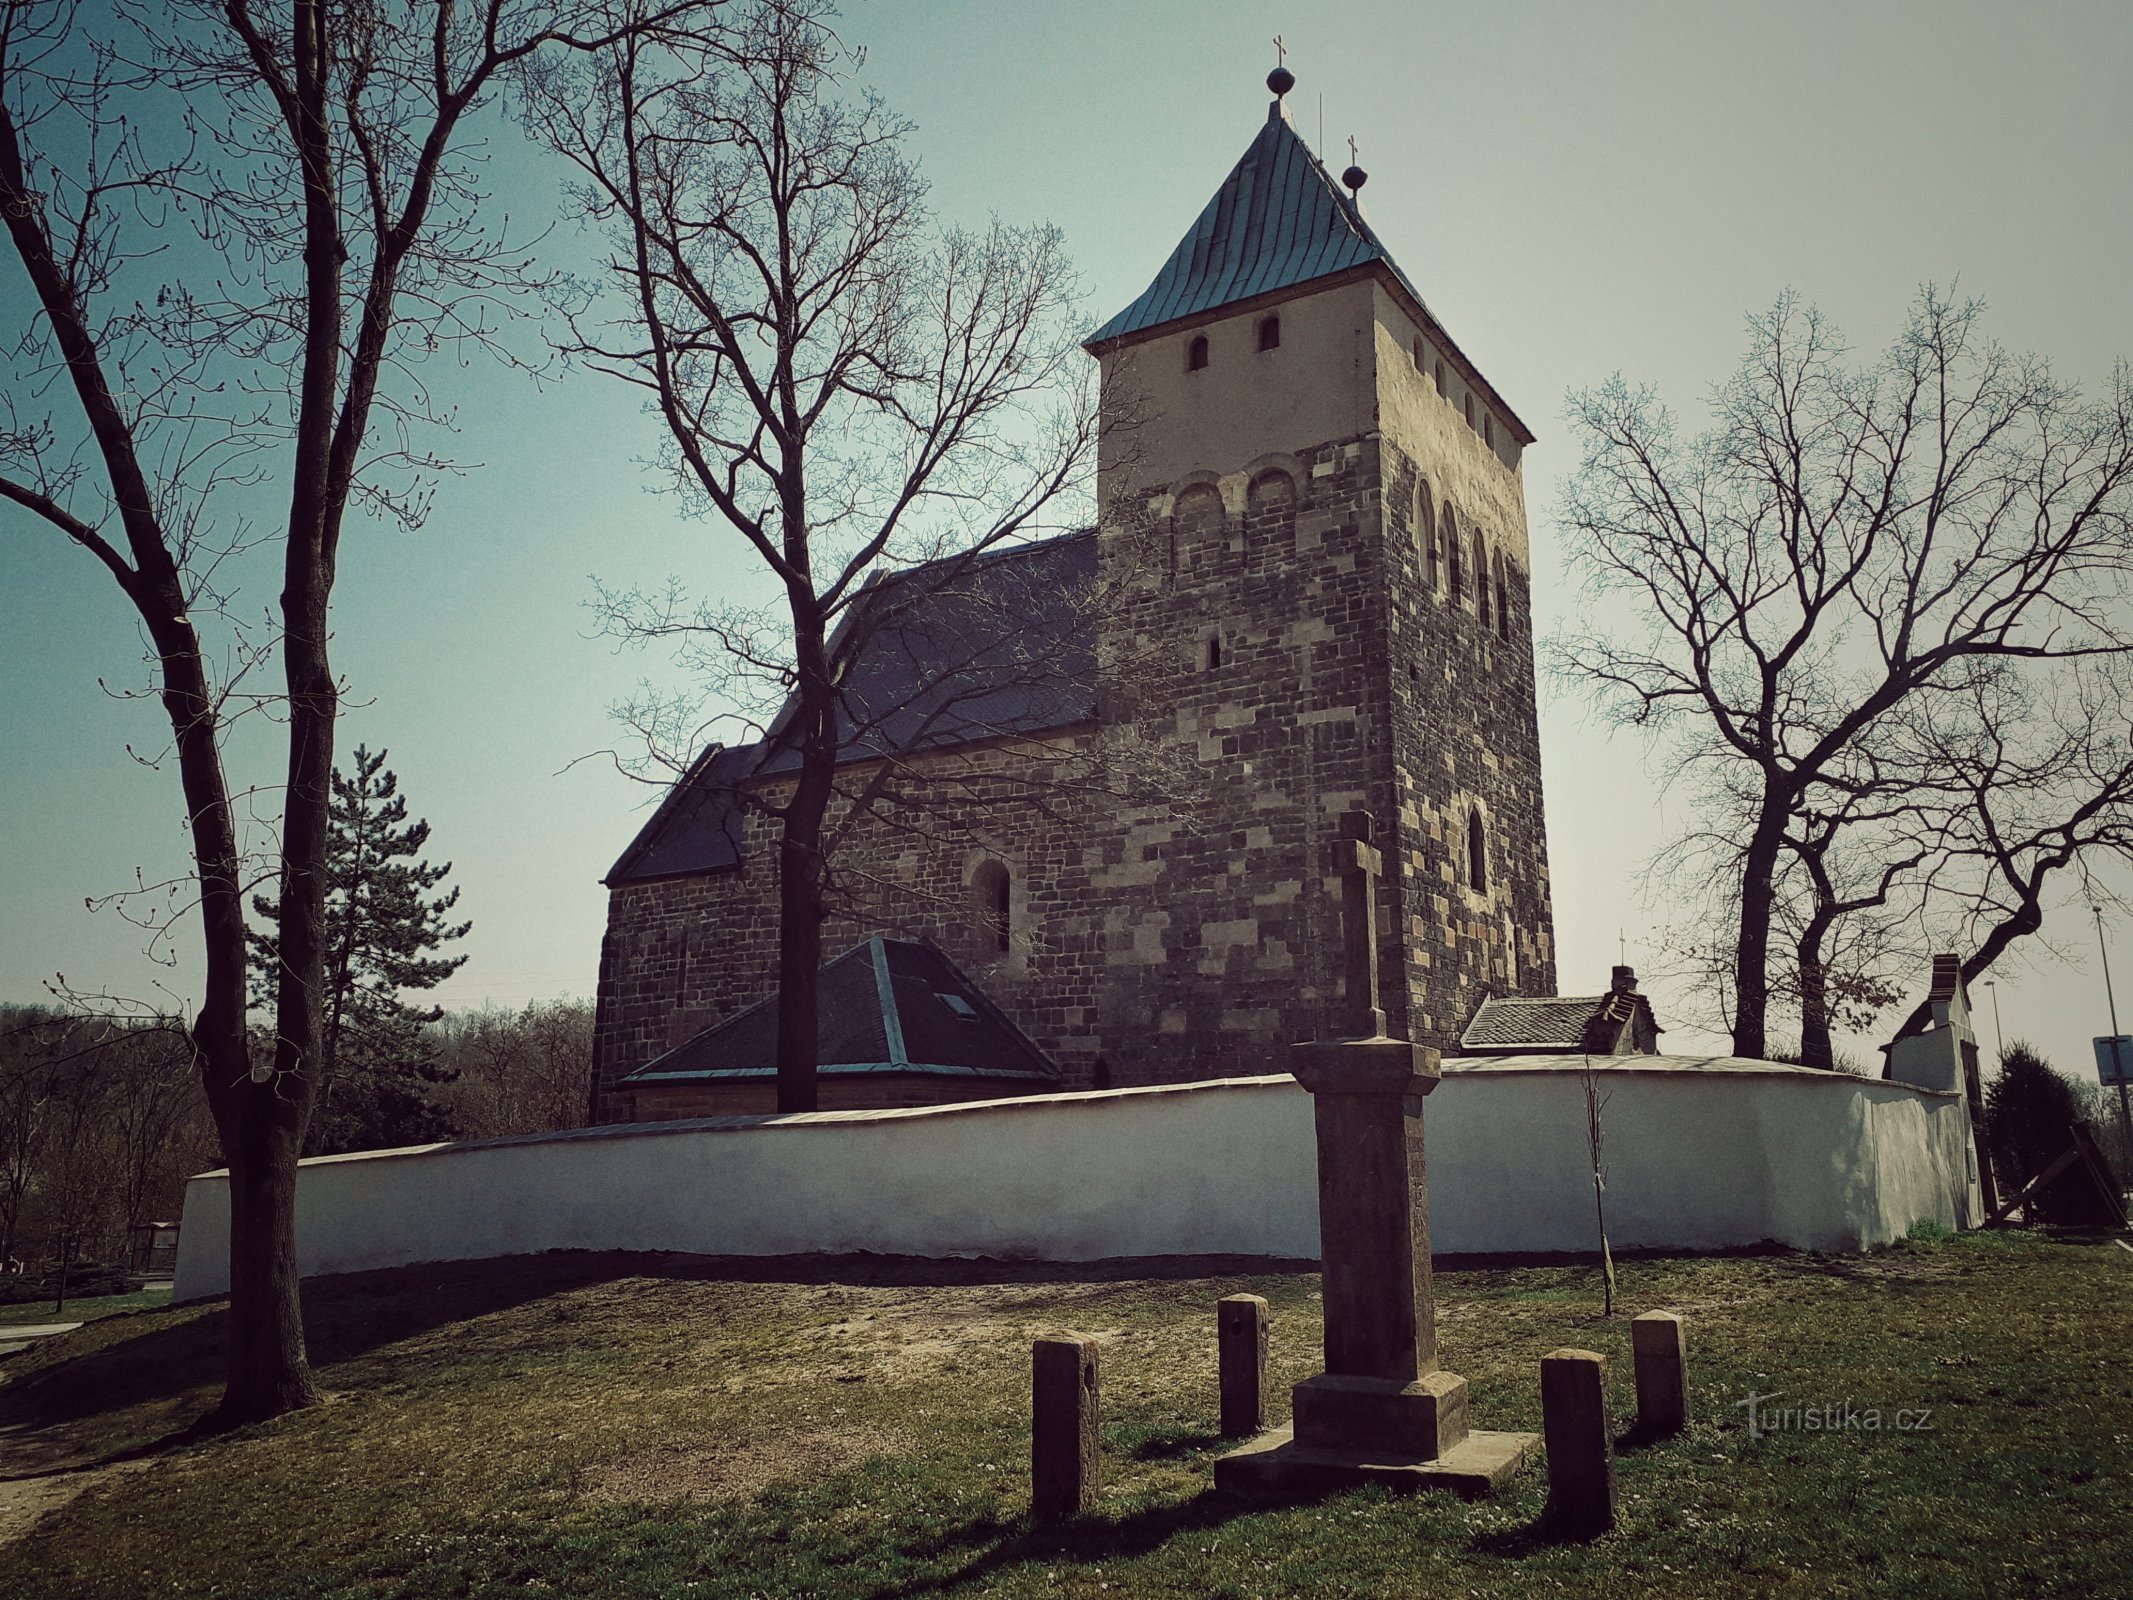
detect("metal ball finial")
(1267, 64), (1295, 98)
(1342, 164), (1367, 192)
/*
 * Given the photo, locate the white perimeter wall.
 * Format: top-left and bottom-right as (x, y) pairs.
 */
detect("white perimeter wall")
(174, 1059), (1975, 1302)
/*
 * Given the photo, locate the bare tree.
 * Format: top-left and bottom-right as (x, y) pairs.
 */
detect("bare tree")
(439, 998), (594, 1137)
(528, 0), (1106, 1111)
(0, 1009), (57, 1271)
(1579, 1057), (1614, 1317)
(0, 0), (716, 1422)
(1555, 289), (2133, 1060)
(1878, 665), (2133, 1044)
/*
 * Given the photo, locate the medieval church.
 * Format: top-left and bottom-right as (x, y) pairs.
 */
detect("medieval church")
(589, 72), (1577, 1123)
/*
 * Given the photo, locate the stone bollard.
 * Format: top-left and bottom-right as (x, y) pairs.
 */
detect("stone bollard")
(1218, 1294), (1270, 1437)
(1631, 1311), (1688, 1438)
(1540, 1348), (1614, 1537)
(1032, 1335), (1101, 1518)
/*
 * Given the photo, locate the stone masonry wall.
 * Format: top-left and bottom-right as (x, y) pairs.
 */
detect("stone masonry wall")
(1370, 283), (1558, 1035)
(590, 733), (1111, 1124)
(1088, 429), (1395, 1078)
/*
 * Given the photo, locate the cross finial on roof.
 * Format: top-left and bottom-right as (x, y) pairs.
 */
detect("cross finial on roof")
(1267, 36), (1295, 101)
(1347, 133), (1359, 165)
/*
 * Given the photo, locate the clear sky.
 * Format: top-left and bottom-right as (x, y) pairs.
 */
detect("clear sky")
(4, 1), (2131, 1080)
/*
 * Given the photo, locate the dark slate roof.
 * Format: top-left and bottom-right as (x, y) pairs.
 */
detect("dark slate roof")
(606, 530), (1096, 885)
(1461, 991), (1661, 1055)
(1088, 106), (1420, 347)
(620, 937), (1060, 1086)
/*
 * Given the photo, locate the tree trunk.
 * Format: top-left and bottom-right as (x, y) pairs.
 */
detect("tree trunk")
(773, 607), (836, 1115)
(1731, 805), (1787, 1060)
(1797, 919), (1834, 1069)
(212, 1074), (320, 1423)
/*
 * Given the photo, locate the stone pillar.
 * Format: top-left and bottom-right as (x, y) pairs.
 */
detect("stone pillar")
(1286, 1038), (1467, 1460)
(1031, 1336), (1100, 1518)
(1213, 813), (1538, 1499)
(1541, 1347), (1615, 1537)
(1631, 1311), (1688, 1438)
(1218, 1294), (1269, 1437)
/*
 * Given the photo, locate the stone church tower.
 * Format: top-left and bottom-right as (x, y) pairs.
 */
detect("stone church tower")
(1079, 75), (1556, 1072)
(588, 73), (1555, 1119)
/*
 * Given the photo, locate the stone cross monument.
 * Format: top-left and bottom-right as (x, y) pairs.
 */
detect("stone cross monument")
(1216, 812), (1538, 1496)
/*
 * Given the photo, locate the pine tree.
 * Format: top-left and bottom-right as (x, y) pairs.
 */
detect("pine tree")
(1983, 1042), (2100, 1225)
(250, 747), (470, 1154)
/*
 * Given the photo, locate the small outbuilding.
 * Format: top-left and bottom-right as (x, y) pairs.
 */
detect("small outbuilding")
(1461, 966), (1662, 1058)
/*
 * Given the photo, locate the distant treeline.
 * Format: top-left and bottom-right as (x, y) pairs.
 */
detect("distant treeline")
(1, 999), (593, 1284)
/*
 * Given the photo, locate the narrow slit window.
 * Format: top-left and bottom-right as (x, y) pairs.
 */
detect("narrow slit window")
(1411, 336), (1424, 371)
(1446, 507), (1463, 602)
(1476, 533), (1492, 629)
(1464, 392), (1475, 429)
(1258, 315), (1281, 352)
(1485, 414), (1495, 449)
(1206, 634), (1222, 670)
(1495, 555), (1510, 641)
(1417, 478), (1438, 591)
(1187, 335), (1209, 372)
(1468, 811), (1488, 894)
(971, 860), (1011, 955)
(1434, 359), (1446, 393)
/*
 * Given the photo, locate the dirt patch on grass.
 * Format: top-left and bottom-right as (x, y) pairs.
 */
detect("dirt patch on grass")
(0, 1459), (152, 1549)
(582, 1424), (904, 1505)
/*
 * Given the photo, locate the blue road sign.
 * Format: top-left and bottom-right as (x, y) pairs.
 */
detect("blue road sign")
(2096, 1036), (2133, 1086)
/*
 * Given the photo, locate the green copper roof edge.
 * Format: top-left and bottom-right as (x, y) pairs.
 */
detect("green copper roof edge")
(872, 935), (909, 1068)
(624, 1061), (1056, 1085)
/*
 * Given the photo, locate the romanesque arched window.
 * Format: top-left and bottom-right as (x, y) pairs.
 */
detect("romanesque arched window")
(1464, 392), (1476, 430)
(1434, 359), (1446, 394)
(1173, 483), (1223, 573)
(1411, 336), (1425, 371)
(971, 859), (1011, 955)
(1467, 811), (1488, 895)
(1417, 478), (1439, 591)
(1484, 413), (1496, 449)
(1494, 552), (1510, 641)
(1246, 469), (1295, 550)
(1445, 504), (1463, 602)
(1187, 335), (1209, 372)
(1258, 315), (1281, 352)
(1476, 531), (1492, 629)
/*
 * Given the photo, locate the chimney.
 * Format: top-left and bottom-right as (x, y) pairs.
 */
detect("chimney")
(1611, 965), (1637, 994)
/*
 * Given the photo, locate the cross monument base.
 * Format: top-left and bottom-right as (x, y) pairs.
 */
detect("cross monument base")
(1214, 1424), (1540, 1499)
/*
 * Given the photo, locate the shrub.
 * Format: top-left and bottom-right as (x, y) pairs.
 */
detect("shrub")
(1985, 1042), (2105, 1224)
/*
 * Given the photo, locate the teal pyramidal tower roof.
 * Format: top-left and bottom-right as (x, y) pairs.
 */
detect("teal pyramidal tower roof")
(1088, 100), (1427, 347)
(1087, 95), (1533, 442)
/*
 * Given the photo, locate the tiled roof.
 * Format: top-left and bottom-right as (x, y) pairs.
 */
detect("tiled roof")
(1461, 989), (1660, 1054)
(606, 530), (1095, 885)
(1462, 996), (1610, 1052)
(620, 937), (1059, 1087)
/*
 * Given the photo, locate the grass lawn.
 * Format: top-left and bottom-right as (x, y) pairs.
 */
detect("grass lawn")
(1, 1232), (2127, 1598)
(0, 1289), (173, 1328)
